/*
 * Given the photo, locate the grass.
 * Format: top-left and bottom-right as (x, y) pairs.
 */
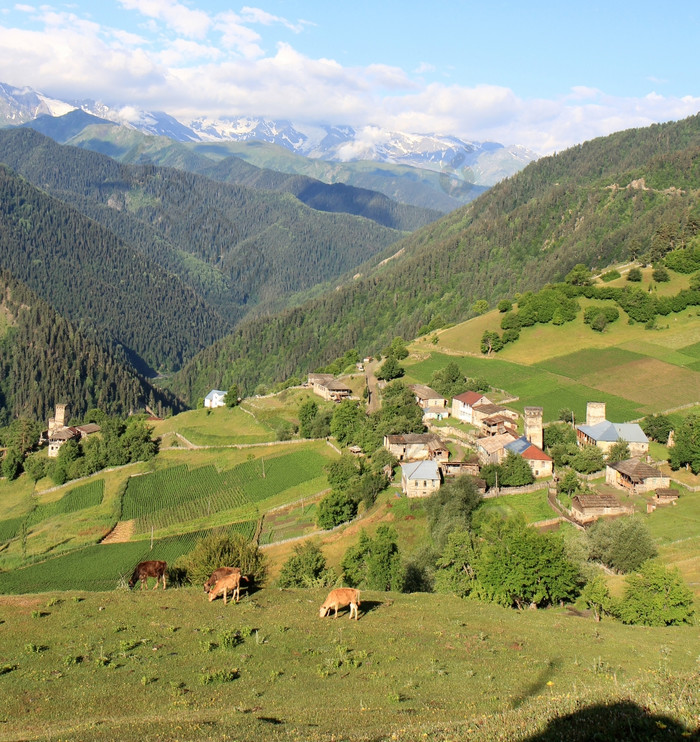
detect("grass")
(0, 587), (696, 741)
(479, 489), (556, 524)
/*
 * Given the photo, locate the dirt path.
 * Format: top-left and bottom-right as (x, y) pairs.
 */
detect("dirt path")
(100, 519), (135, 544)
(365, 360), (381, 414)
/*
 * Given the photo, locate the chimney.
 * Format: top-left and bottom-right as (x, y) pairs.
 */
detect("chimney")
(586, 402), (606, 427)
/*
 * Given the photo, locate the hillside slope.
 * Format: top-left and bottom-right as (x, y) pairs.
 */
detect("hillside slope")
(171, 114), (700, 400)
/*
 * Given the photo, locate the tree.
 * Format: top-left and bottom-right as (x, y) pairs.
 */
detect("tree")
(341, 526), (403, 591)
(497, 299), (513, 313)
(557, 469), (580, 495)
(298, 399), (319, 438)
(499, 451), (534, 486)
(617, 562), (694, 626)
(475, 517), (579, 609)
(425, 475), (482, 549)
(480, 330), (503, 355)
(376, 355), (404, 381)
(277, 540), (336, 588)
(587, 516), (657, 573)
(23, 451), (47, 483)
(330, 399), (364, 447)
(580, 576), (612, 622)
(565, 263), (593, 286)
(1, 446), (23, 481)
(544, 422), (577, 449)
(325, 454), (362, 491)
(433, 529), (478, 597)
(472, 299), (489, 315)
(316, 489), (357, 530)
(174, 532), (266, 587)
(570, 444), (605, 474)
(668, 413), (700, 473)
(226, 384), (240, 407)
(605, 440), (630, 465)
(640, 414), (672, 444)
(652, 266), (670, 282)
(383, 337), (409, 360)
(626, 267), (642, 282)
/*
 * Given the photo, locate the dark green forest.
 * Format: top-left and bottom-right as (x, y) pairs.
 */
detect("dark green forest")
(0, 128), (406, 326)
(0, 271), (183, 423)
(171, 114), (700, 402)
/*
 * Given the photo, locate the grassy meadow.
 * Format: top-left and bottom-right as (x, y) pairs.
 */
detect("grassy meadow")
(0, 587), (697, 742)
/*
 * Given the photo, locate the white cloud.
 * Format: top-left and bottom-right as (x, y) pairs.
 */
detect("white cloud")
(239, 6), (310, 34)
(214, 10), (264, 59)
(118, 0), (211, 40)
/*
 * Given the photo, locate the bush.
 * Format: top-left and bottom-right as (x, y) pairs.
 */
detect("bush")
(175, 533), (266, 587)
(316, 490), (357, 530)
(652, 266), (670, 282)
(587, 516), (657, 573)
(617, 562), (694, 626)
(600, 269), (621, 282)
(278, 541), (336, 588)
(626, 267), (642, 282)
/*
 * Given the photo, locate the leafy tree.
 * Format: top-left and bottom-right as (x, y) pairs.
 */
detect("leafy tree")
(23, 451), (47, 482)
(617, 562), (694, 626)
(475, 517), (579, 609)
(325, 454), (362, 491)
(605, 440), (630, 465)
(277, 540), (336, 588)
(275, 421), (296, 441)
(652, 266), (670, 282)
(497, 299), (513, 313)
(565, 263), (593, 286)
(640, 413), (673, 444)
(434, 529), (479, 597)
(298, 399), (319, 439)
(316, 489), (357, 529)
(383, 337), (409, 360)
(626, 267), (642, 282)
(580, 576), (613, 622)
(376, 355), (404, 381)
(480, 330), (503, 355)
(226, 384), (240, 407)
(668, 413), (700, 473)
(341, 526), (403, 591)
(558, 408), (574, 423)
(557, 469), (580, 495)
(174, 532), (266, 587)
(471, 299), (489, 315)
(587, 516), (657, 573)
(330, 400), (364, 447)
(4, 417), (41, 456)
(425, 475), (482, 549)
(499, 451), (534, 486)
(570, 444), (605, 474)
(430, 361), (466, 398)
(544, 422), (577, 449)
(1, 446), (23, 481)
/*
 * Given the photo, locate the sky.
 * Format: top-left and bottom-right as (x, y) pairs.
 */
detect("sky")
(1, 0), (699, 153)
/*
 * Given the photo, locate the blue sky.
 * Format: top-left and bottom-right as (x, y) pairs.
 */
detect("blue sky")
(1, 0), (698, 152)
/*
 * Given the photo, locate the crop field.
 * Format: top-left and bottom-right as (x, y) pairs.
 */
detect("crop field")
(258, 501), (321, 545)
(0, 521), (256, 594)
(120, 449), (329, 537)
(0, 587), (697, 741)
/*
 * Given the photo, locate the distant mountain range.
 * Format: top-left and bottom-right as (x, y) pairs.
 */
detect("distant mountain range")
(0, 81), (538, 190)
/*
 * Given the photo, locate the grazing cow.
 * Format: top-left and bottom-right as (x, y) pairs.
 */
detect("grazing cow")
(203, 566), (248, 593)
(208, 571), (242, 605)
(129, 560), (167, 590)
(319, 588), (361, 620)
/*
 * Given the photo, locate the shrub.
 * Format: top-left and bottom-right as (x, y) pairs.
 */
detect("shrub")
(175, 532), (266, 587)
(600, 269), (621, 282)
(587, 516), (657, 573)
(626, 267), (642, 282)
(652, 266), (670, 282)
(316, 490), (357, 530)
(278, 540), (336, 588)
(617, 562), (694, 626)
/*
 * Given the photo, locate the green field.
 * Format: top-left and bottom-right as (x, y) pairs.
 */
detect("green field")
(0, 587), (696, 741)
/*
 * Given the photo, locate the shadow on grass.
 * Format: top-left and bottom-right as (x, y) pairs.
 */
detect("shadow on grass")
(525, 700), (698, 741)
(511, 658), (561, 710)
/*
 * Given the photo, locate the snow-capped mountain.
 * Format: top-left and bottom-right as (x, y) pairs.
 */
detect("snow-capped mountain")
(0, 82), (539, 185)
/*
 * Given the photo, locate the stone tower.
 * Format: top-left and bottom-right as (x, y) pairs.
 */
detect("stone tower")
(48, 403), (67, 434)
(586, 402), (606, 427)
(524, 406), (543, 449)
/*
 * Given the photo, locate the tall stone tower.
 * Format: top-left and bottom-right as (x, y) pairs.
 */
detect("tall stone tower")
(48, 403), (67, 434)
(586, 402), (606, 427)
(524, 406), (543, 449)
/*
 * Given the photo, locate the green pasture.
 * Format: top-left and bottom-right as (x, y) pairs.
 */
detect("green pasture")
(479, 489), (556, 524)
(0, 521), (256, 594)
(0, 588), (697, 741)
(152, 405), (275, 445)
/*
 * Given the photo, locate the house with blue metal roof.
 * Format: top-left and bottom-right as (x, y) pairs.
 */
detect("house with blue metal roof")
(504, 435), (554, 479)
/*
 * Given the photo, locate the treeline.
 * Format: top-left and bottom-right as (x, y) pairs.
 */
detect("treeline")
(0, 128), (404, 328)
(0, 271), (183, 424)
(172, 114), (700, 400)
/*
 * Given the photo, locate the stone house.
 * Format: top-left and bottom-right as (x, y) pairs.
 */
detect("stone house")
(504, 435), (553, 479)
(45, 404), (100, 458)
(204, 389), (227, 408)
(576, 402), (648, 456)
(605, 458), (670, 494)
(451, 391), (493, 423)
(383, 433), (449, 462)
(409, 384), (448, 410)
(441, 453), (480, 478)
(400, 460), (442, 497)
(307, 373), (353, 402)
(475, 431), (519, 465)
(570, 493), (634, 524)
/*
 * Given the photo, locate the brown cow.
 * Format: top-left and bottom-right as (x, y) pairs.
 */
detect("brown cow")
(208, 572), (242, 605)
(319, 588), (360, 620)
(203, 567), (248, 593)
(129, 560), (167, 590)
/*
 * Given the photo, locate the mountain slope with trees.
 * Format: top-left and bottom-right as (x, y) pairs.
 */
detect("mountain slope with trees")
(171, 113), (700, 401)
(0, 270), (183, 423)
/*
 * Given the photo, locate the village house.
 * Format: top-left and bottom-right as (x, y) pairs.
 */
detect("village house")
(409, 384), (448, 410)
(605, 458), (670, 494)
(451, 391), (493, 424)
(504, 436), (554, 478)
(441, 453), (480, 478)
(570, 493), (634, 524)
(475, 431), (519, 465)
(44, 404), (100, 458)
(383, 433), (449, 462)
(204, 389), (227, 408)
(576, 402), (648, 456)
(307, 373), (353, 402)
(400, 460), (442, 497)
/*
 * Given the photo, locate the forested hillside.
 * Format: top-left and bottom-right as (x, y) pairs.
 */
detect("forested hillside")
(37, 115), (442, 230)
(0, 271), (183, 423)
(0, 128), (405, 326)
(171, 114), (700, 402)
